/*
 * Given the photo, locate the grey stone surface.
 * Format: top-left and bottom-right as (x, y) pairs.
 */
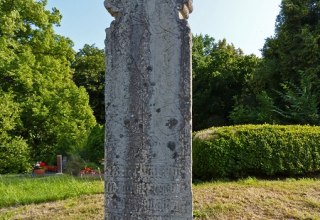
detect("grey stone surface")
(104, 1), (193, 219)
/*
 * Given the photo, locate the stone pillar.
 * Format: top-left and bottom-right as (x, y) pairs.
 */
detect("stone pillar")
(104, 1), (193, 219)
(57, 155), (62, 174)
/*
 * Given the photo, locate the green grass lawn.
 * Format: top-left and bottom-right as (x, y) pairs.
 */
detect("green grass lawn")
(0, 175), (320, 219)
(0, 174), (103, 208)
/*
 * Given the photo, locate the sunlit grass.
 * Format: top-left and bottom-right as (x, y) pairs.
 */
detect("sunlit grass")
(0, 174), (103, 208)
(193, 178), (320, 219)
(1, 176), (320, 219)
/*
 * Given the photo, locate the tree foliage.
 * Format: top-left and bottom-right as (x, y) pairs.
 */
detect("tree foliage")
(192, 35), (260, 130)
(72, 44), (105, 124)
(80, 124), (104, 165)
(0, 0), (96, 164)
(0, 135), (31, 174)
(0, 90), (30, 173)
(275, 71), (319, 124)
(2, 0), (320, 173)
(232, 0), (320, 125)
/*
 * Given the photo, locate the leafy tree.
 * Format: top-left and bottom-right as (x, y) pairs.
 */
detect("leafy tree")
(262, 0), (320, 86)
(0, 0), (96, 163)
(275, 71), (319, 124)
(234, 0), (320, 125)
(0, 135), (31, 174)
(72, 44), (105, 124)
(192, 35), (260, 130)
(80, 124), (104, 165)
(0, 90), (31, 173)
(230, 91), (278, 124)
(0, 91), (21, 134)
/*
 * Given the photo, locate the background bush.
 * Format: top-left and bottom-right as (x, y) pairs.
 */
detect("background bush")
(80, 124), (104, 165)
(0, 136), (31, 174)
(193, 124), (320, 180)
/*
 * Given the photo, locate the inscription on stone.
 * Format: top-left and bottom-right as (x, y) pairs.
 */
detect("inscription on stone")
(104, 0), (193, 219)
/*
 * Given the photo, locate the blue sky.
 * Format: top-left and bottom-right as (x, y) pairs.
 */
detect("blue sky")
(46, 0), (281, 56)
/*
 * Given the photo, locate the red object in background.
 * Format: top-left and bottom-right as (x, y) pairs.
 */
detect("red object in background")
(80, 167), (97, 175)
(45, 165), (58, 172)
(37, 161), (58, 172)
(33, 161), (58, 174)
(34, 169), (45, 175)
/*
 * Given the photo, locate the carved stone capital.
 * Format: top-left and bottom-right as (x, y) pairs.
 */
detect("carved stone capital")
(104, 0), (120, 17)
(104, 0), (193, 19)
(178, 0), (193, 19)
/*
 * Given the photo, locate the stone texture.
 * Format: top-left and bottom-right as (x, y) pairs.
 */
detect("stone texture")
(104, 1), (193, 219)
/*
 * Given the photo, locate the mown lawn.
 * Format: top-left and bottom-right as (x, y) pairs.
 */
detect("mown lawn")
(1, 176), (320, 219)
(193, 177), (320, 219)
(0, 174), (103, 208)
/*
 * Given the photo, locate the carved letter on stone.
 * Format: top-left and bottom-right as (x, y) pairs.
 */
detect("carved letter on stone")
(104, 0), (193, 219)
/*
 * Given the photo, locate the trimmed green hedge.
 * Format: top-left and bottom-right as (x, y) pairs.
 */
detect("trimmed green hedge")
(193, 124), (320, 180)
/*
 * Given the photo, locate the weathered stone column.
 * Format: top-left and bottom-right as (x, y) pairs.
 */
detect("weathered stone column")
(104, 1), (193, 219)
(56, 155), (62, 173)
